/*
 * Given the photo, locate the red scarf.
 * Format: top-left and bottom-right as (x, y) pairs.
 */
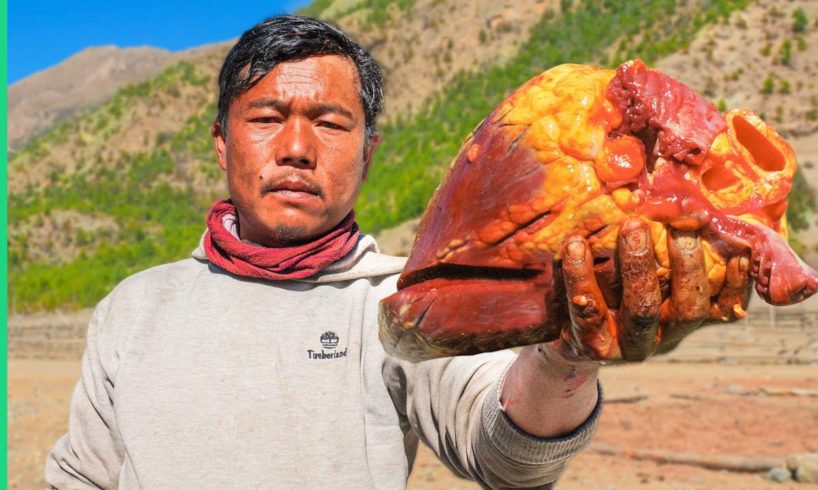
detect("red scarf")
(203, 199), (360, 280)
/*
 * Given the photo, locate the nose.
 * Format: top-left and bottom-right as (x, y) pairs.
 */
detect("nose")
(275, 117), (316, 168)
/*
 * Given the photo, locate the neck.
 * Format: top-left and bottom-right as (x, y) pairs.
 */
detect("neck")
(232, 209), (322, 248)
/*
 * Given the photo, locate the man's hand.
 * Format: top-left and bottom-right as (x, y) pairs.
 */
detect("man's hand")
(551, 217), (752, 364)
(499, 218), (752, 438)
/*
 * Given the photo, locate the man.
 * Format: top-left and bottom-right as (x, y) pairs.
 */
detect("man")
(47, 16), (748, 489)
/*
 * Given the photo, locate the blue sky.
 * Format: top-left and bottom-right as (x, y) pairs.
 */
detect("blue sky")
(9, 0), (313, 84)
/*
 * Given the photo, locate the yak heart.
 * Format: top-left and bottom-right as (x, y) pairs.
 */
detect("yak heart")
(379, 60), (818, 362)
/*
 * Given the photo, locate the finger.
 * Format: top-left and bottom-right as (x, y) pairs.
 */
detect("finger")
(562, 236), (618, 359)
(710, 254), (751, 322)
(661, 229), (711, 345)
(617, 218), (662, 361)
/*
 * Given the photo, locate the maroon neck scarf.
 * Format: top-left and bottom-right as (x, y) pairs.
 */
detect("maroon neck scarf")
(203, 199), (360, 280)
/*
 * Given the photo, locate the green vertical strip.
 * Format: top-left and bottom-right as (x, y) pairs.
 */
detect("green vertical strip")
(1, 0), (8, 483)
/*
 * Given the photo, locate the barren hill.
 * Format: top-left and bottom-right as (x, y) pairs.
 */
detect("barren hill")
(9, 46), (177, 151)
(325, 0), (562, 121)
(656, 0), (818, 137)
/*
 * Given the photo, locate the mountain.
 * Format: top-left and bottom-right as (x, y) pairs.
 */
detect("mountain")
(8, 0), (818, 313)
(9, 46), (176, 151)
(7, 0), (556, 154)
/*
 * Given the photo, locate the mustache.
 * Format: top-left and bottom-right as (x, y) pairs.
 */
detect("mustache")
(260, 175), (324, 198)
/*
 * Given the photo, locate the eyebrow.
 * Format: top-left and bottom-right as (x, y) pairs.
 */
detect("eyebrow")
(247, 98), (289, 112)
(246, 98), (355, 120)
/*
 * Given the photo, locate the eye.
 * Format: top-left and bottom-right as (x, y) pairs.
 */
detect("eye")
(250, 117), (280, 124)
(317, 121), (345, 130)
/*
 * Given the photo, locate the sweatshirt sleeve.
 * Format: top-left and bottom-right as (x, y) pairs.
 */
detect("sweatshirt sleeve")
(45, 294), (126, 489)
(383, 351), (602, 489)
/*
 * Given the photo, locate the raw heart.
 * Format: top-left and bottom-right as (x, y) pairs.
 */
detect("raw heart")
(379, 60), (818, 362)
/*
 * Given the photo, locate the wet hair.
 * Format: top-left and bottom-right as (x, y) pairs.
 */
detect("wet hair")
(216, 15), (383, 140)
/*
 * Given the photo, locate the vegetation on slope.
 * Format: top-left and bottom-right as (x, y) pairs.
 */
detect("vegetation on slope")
(788, 167), (816, 256)
(298, 0), (415, 27)
(8, 62), (220, 312)
(10, 61), (209, 172)
(358, 0), (756, 231)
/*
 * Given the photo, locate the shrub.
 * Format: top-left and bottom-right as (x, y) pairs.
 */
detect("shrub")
(761, 75), (775, 94)
(788, 167), (816, 232)
(778, 39), (792, 66)
(779, 79), (791, 94)
(793, 8), (808, 33)
(717, 99), (728, 112)
(796, 36), (807, 52)
(561, 0), (572, 13)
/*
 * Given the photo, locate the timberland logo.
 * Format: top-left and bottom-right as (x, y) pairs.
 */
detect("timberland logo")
(320, 331), (340, 349)
(308, 331), (347, 360)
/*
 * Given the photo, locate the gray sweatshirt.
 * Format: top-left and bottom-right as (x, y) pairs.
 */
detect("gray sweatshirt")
(46, 234), (601, 489)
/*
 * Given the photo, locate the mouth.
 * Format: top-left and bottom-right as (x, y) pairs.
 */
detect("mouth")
(262, 178), (323, 200)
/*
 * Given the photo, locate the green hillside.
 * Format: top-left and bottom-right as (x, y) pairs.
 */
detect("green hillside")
(7, 0), (814, 312)
(9, 62), (221, 311)
(358, 0), (756, 231)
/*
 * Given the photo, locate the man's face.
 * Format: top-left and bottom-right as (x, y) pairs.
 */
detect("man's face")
(213, 55), (377, 246)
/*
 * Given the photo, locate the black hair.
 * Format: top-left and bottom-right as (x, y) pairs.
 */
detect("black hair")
(216, 15), (383, 140)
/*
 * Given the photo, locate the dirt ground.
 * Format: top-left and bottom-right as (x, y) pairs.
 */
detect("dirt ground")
(9, 354), (817, 489)
(408, 361), (818, 490)
(9, 298), (818, 489)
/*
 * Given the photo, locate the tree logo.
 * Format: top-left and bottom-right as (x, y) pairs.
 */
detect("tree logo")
(320, 331), (340, 350)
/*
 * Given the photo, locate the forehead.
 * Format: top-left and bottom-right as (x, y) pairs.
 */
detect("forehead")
(239, 55), (362, 111)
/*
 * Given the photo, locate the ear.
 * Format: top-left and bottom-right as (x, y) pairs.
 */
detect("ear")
(211, 120), (228, 172)
(362, 133), (381, 181)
